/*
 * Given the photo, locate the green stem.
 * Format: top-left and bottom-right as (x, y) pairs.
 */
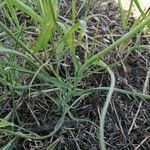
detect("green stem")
(0, 108), (67, 140)
(72, 0), (76, 22)
(99, 61), (115, 150)
(75, 87), (150, 100)
(0, 22), (42, 64)
(78, 15), (150, 76)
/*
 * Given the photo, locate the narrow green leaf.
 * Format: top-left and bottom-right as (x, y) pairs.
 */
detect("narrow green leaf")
(64, 21), (81, 47)
(6, 0), (20, 28)
(0, 119), (13, 128)
(0, 46), (35, 65)
(33, 24), (52, 52)
(118, 0), (128, 28)
(46, 136), (63, 150)
(133, 0), (145, 17)
(1, 137), (18, 150)
(8, 0), (43, 24)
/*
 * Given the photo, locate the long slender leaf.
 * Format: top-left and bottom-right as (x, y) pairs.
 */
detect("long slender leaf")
(8, 0), (43, 24)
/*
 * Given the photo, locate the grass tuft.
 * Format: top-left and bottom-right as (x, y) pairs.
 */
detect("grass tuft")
(0, 0), (149, 149)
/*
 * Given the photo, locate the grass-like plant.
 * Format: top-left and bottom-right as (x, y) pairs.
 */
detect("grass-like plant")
(0, 0), (150, 149)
